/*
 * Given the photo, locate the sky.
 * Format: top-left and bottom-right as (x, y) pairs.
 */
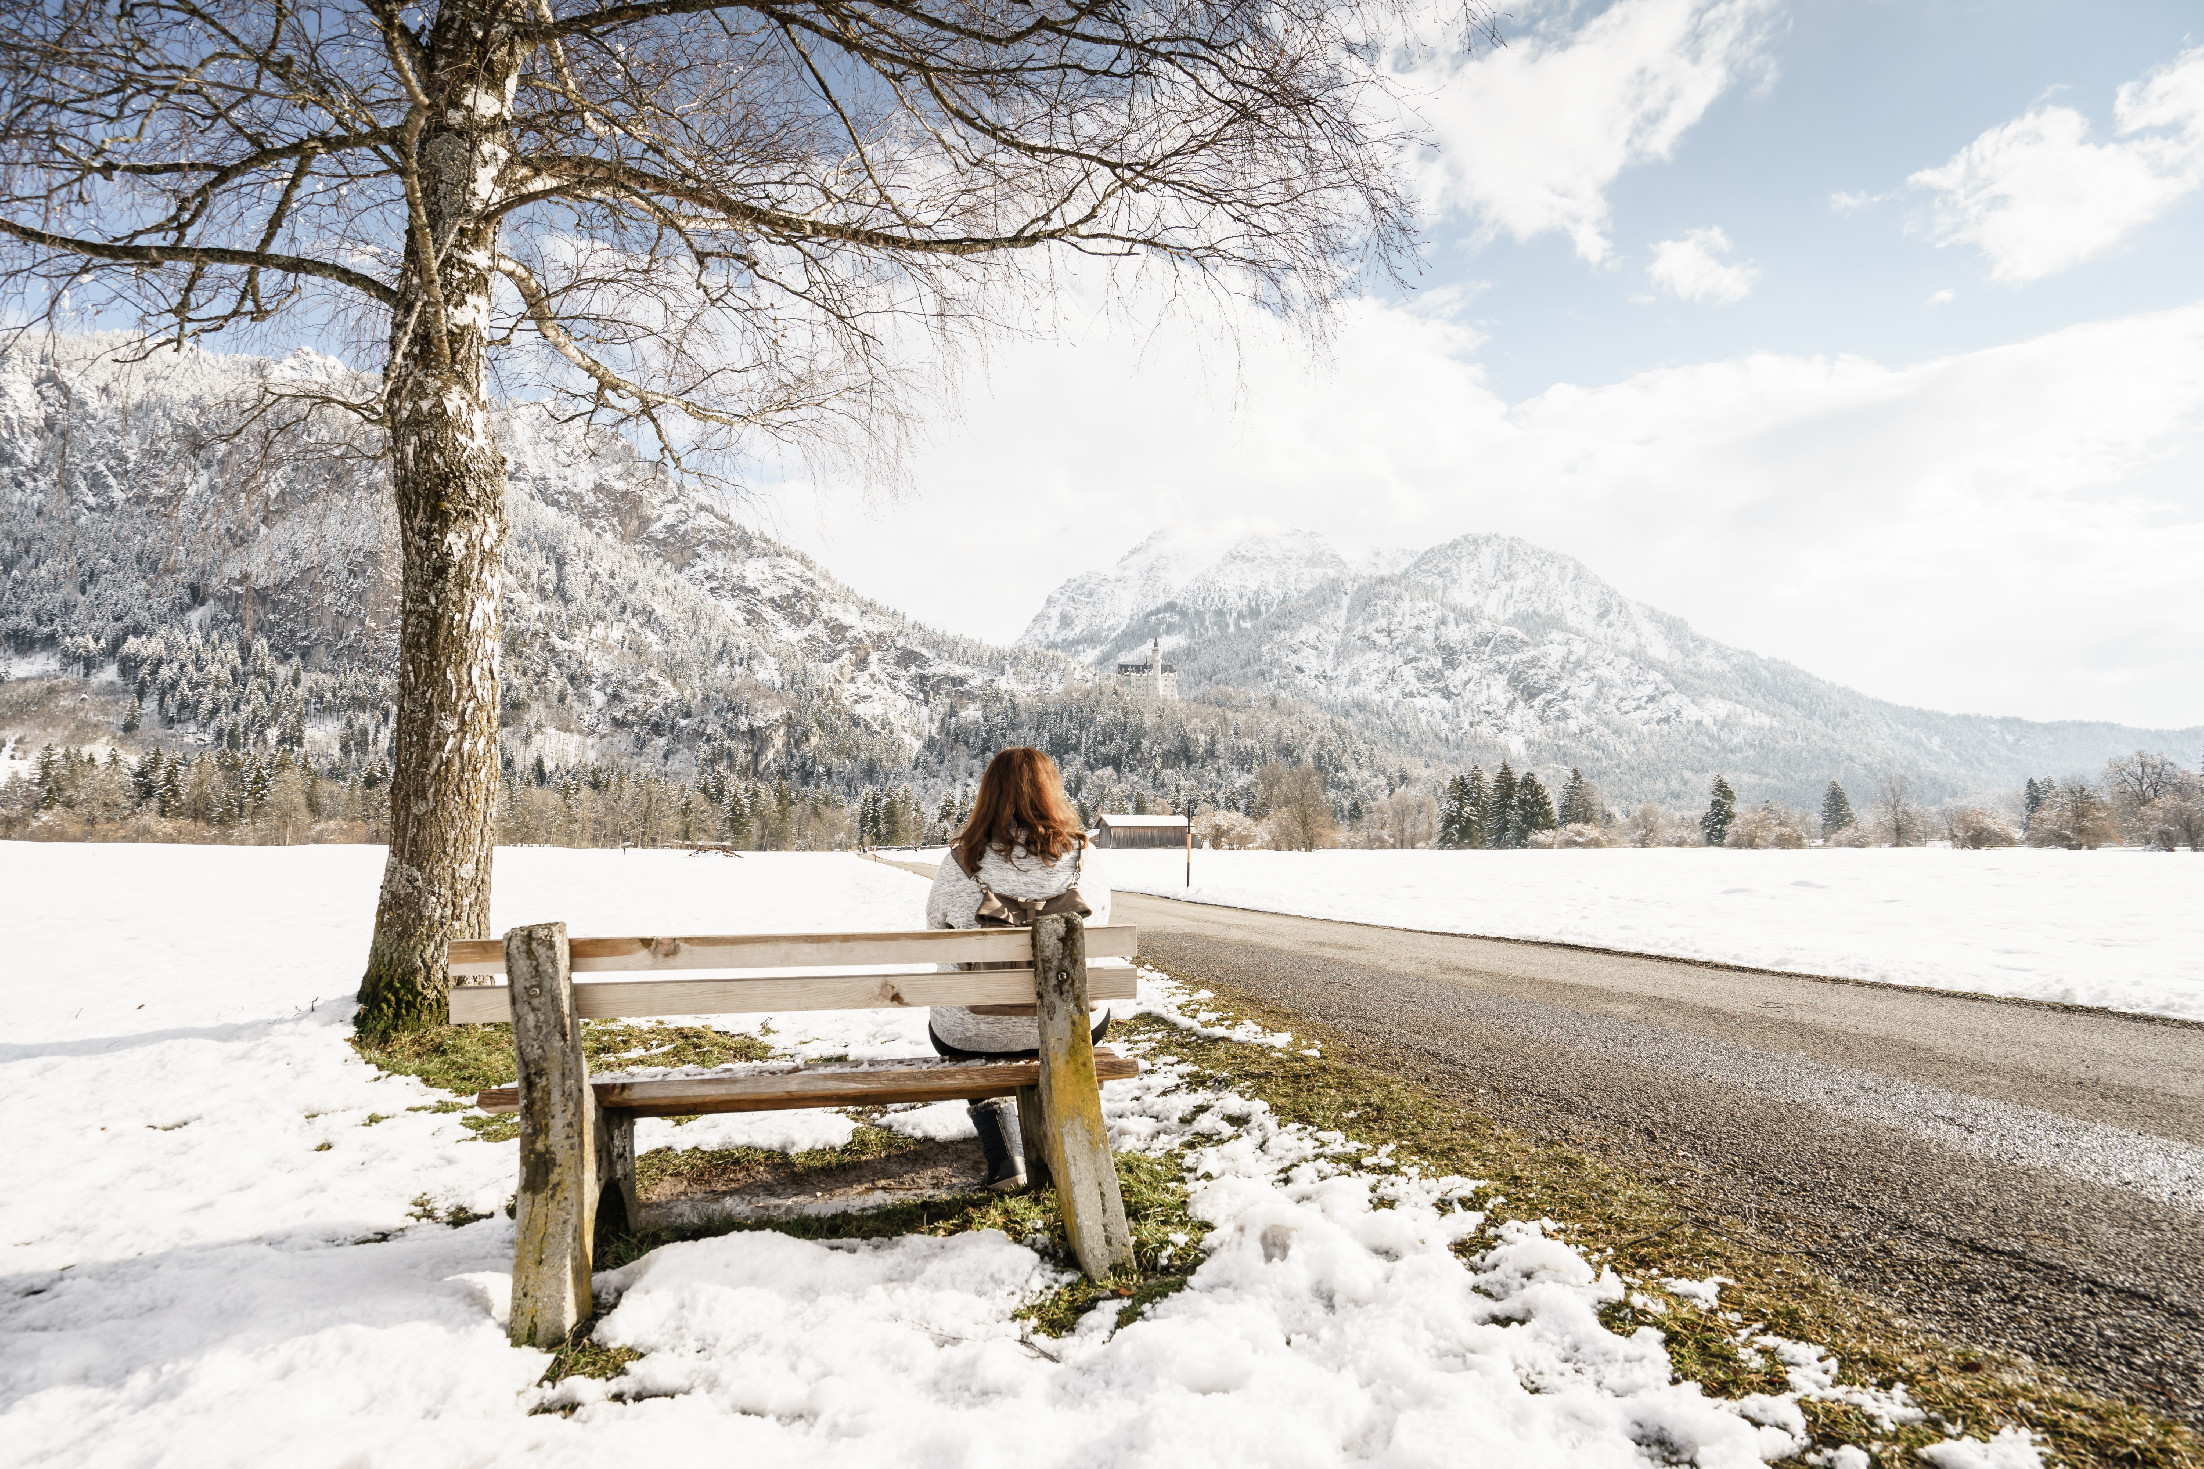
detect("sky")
(749, 0), (2204, 731)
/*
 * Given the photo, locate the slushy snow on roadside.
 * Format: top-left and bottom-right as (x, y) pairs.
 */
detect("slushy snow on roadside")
(1, 843), (2035, 1466)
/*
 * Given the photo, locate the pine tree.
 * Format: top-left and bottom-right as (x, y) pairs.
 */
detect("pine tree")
(133, 747), (163, 802)
(1461, 765), (1489, 849)
(1486, 762), (1518, 848)
(1820, 780), (1854, 838)
(1512, 772), (1559, 843)
(1559, 767), (1595, 826)
(1701, 775), (1737, 846)
(1439, 775), (1470, 848)
(2022, 777), (2050, 833)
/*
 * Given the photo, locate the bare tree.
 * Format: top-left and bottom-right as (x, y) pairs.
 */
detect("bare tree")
(2143, 786), (2204, 852)
(1944, 806), (2018, 849)
(2104, 750), (2182, 840)
(1194, 808), (1263, 850)
(2025, 780), (2119, 850)
(1722, 802), (1809, 849)
(1872, 773), (1927, 847)
(2105, 751), (2182, 808)
(2, 0), (1465, 1033)
(1256, 761), (1336, 851)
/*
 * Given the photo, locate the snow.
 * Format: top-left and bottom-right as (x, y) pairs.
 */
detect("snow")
(2, 842), (2029, 1465)
(1918, 1429), (2045, 1468)
(638, 1109), (858, 1155)
(1101, 847), (2204, 1021)
(880, 1099), (980, 1142)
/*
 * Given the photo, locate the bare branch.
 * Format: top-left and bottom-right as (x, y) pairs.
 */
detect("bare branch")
(0, 218), (398, 305)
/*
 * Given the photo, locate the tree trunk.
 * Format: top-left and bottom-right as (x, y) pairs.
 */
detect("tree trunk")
(356, 7), (526, 1038)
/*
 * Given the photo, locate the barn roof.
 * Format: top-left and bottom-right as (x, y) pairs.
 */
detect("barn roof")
(1097, 813), (1189, 828)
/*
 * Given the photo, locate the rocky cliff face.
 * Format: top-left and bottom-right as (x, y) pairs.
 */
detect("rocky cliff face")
(1018, 528), (2203, 805)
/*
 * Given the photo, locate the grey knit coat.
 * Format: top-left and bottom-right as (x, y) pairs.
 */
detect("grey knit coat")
(924, 838), (1113, 1053)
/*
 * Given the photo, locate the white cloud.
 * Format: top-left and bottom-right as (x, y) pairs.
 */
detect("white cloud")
(1910, 46), (2204, 283)
(1647, 226), (1757, 303)
(1403, 0), (1780, 262)
(768, 288), (2204, 729)
(1926, 289), (1955, 306)
(1828, 190), (1882, 214)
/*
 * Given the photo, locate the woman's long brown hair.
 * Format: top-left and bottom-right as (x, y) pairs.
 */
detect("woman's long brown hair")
(953, 747), (1087, 873)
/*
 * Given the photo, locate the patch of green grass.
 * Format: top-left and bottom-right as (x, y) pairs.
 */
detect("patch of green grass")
(1018, 1150), (1212, 1335)
(582, 1024), (776, 1073)
(634, 1121), (919, 1194)
(354, 1019), (774, 1099)
(461, 1113), (519, 1144)
(538, 1318), (643, 1390)
(528, 1313), (650, 1416)
(353, 1021), (518, 1095)
(407, 1194), (492, 1228)
(1129, 974), (2202, 1469)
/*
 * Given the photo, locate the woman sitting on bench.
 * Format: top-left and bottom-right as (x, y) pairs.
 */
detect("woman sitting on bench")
(925, 745), (1111, 1191)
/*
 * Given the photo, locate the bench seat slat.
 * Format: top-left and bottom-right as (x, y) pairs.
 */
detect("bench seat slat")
(447, 925), (1139, 977)
(473, 1050), (1141, 1117)
(447, 963), (1139, 1024)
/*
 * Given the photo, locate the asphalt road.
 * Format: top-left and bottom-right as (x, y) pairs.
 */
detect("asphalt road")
(1109, 888), (2204, 1424)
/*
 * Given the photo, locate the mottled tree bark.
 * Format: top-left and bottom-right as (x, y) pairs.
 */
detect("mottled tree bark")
(356, 6), (526, 1038)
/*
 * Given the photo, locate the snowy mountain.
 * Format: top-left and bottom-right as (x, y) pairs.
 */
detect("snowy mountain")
(0, 336), (1416, 814)
(0, 334), (1073, 784)
(1019, 529), (2204, 805)
(13, 334), (2190, 815)
(1021, 526), (1355, 668)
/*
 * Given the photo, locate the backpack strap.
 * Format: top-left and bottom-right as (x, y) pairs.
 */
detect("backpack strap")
(964, 835), (1092, 926)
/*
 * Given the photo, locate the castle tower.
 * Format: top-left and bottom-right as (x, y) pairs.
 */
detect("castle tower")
(1114, 637), (1178, 700)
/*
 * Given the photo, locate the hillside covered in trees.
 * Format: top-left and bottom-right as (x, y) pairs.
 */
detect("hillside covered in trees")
(1, 335), (1434, 840)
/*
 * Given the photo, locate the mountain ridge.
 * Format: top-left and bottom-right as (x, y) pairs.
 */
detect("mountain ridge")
(0, 334), (1423, 819)
(1017, 527), (2201, 806)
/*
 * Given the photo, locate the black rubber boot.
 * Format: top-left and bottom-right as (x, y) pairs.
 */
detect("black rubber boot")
(971, 1097), (1027, 1192)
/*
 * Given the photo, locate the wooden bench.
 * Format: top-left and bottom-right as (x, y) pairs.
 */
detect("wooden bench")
(447, 914), (1141, 1347)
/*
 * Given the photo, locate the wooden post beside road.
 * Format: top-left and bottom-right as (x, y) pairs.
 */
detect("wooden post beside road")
(1031, 914), (1133, 1279)
(505, 921), (599, 1348)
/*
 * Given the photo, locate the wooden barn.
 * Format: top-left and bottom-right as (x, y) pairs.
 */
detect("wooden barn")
(1093, 813), (1190, 849)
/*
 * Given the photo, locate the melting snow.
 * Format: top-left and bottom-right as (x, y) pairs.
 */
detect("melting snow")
(0, 843), (2034, 1465)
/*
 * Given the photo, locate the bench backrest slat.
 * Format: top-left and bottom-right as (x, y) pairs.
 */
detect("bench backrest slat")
(448, 962), (1138, 1024)
(446, 925), (1138, 977)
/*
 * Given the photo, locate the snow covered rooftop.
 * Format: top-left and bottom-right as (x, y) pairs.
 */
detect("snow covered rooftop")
(1097, 813), (1189, 828)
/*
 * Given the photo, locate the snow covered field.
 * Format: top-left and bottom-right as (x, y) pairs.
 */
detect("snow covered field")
(4, 843), (2029, 1467)
(1094, 847), (2204, 1023)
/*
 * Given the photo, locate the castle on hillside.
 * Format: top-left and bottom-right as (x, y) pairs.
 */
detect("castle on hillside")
(1114, 638), (1178, 700)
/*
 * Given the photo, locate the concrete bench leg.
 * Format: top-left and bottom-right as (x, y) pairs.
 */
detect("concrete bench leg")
(506, 921), (598, 1348)
(1032, 914), (1133, 1279)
